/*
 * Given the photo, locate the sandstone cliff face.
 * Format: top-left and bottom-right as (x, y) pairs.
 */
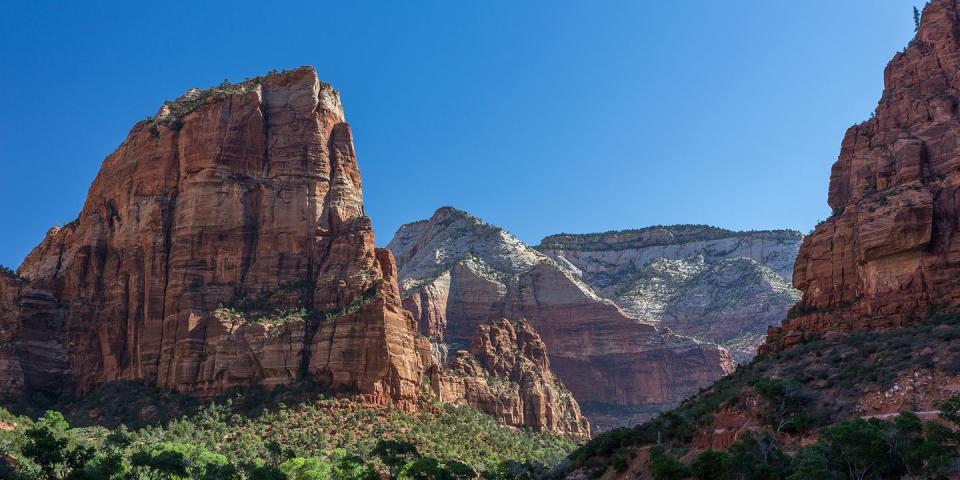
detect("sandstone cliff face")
(766, 0), (960, 350)
(388, 208), (734, 430)
(1, 67), (426, 407)
(431, 319), (590, 438)
(538, 227), (802, 362)
(0, 272), (24, 395)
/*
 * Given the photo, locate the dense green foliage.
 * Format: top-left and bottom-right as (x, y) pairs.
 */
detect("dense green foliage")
(569, 409), (960, 479)
(0, 394), (577, 479)
(679, 410), (959, 480)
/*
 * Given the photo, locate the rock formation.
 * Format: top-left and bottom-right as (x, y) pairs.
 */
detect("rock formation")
(388, 207), (734, 430)
(431, 318), (590, 438)
(538, 227), (802, 362)
(0, 272), (24, 395)
(0, 68), (594, 436)
(0, 67), (427, 408)
(766, 0), (960, 351)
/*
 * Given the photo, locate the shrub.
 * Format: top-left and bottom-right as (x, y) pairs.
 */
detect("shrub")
(648, 446), (687, 480)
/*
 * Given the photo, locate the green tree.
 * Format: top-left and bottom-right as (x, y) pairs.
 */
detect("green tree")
(786, 445), (842, 480)
(245, 461), (288, 480)
(724, 432), (791, 480)
(131, 442), (236, 480)
(372, 439), (421, 477)
(690, 450), (728, 480)
(753, 378), (810, 433)
(443, 460), (476, 480)
(819, 418), (901, 480)
(280, 457), (334, 480)
(649, 446), (688, 480)
(21, 411), (94, 480)
(72, 451), (131, 480)
(398, 458), (452, 480)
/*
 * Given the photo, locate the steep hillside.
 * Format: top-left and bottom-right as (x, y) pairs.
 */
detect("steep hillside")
(388, 207), (734, 431)
(564, 1), (960, 477)
(539, 227), (802, 362)
(0, 387), (578, 479)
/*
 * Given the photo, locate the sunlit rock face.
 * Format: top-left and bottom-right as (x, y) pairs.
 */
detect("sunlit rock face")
(431, 318), (591, 439)
(0, 67), (427, 409)
(388, 207), (734, 430)
(766, 0), (960, 351)
(539, 226), (802, 363)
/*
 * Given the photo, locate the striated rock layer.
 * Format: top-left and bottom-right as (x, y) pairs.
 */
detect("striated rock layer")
(431, 319), (590, 438)
(766, 0), (960, 351)
(0, 67), (427, 408)
(388, 208), (734, 430)
(539, 227), (802, 362)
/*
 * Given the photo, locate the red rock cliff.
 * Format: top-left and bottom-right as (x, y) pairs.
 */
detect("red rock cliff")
(1, 67), (426, 407)
(766, 0), (960, 350)
(431, 319), (591, 439)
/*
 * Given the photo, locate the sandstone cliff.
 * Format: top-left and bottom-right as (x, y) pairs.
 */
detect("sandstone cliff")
(388, 207), (734, 430)
(564, 3), (960, 477)
(1, 67), (426, 408)
(766, 0), (960, 350)
(431, 319), (590, 438)
(539, 227), (802, 362)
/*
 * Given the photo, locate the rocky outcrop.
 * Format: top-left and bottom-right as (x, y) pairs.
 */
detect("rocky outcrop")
(388, 208), (734, 430)
(766, 0), (960, 350)
(431, 319), (590, 438)
(0, 67), (427, 408)
(0, 272), (24, 395)
(539, 227), (802, 362)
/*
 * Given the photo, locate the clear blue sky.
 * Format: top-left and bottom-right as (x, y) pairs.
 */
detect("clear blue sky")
(0, 1), (920, 268)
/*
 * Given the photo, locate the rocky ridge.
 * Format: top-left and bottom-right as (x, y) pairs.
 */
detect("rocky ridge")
(431, 318), (590, 438)
(539, 227), (802, 362)
(388, 207), (735, 430)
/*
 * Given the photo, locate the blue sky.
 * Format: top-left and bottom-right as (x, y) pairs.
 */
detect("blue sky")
(0, 1), (920, 268)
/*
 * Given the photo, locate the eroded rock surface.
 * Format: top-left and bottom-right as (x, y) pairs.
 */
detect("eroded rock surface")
(766, 0), (960, 350)
(388, 207), (734, 430)
(539, 227), (802, 362)
(1, 67), (426, 408)
(431, 319), (590, 438)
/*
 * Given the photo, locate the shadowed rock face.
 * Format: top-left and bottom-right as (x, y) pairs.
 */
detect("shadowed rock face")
(766, 0), (960, 351)
(539, 227), (802, 363)
(0, 67), (426, 408)
(388, 207), (734, 430)
(431, 318), (590, 439)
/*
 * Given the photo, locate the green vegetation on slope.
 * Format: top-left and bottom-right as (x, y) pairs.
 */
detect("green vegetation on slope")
(0, 387), (577, 479)
(567, 307), (960, 478)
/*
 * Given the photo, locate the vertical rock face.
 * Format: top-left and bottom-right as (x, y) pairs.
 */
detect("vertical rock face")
(1, 67), (426, 407)
(388, 208), (734, 430)
(766, 0), (960, 350)
(0, 272), (25, 395)
(431, 319), (590, 438)
(538, 227), (802, 362)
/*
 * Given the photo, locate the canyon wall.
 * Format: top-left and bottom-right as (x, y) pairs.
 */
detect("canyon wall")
(388, 208), (734, 430)
(766, 0), (960, 350)
(539, 227), (802, 362)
